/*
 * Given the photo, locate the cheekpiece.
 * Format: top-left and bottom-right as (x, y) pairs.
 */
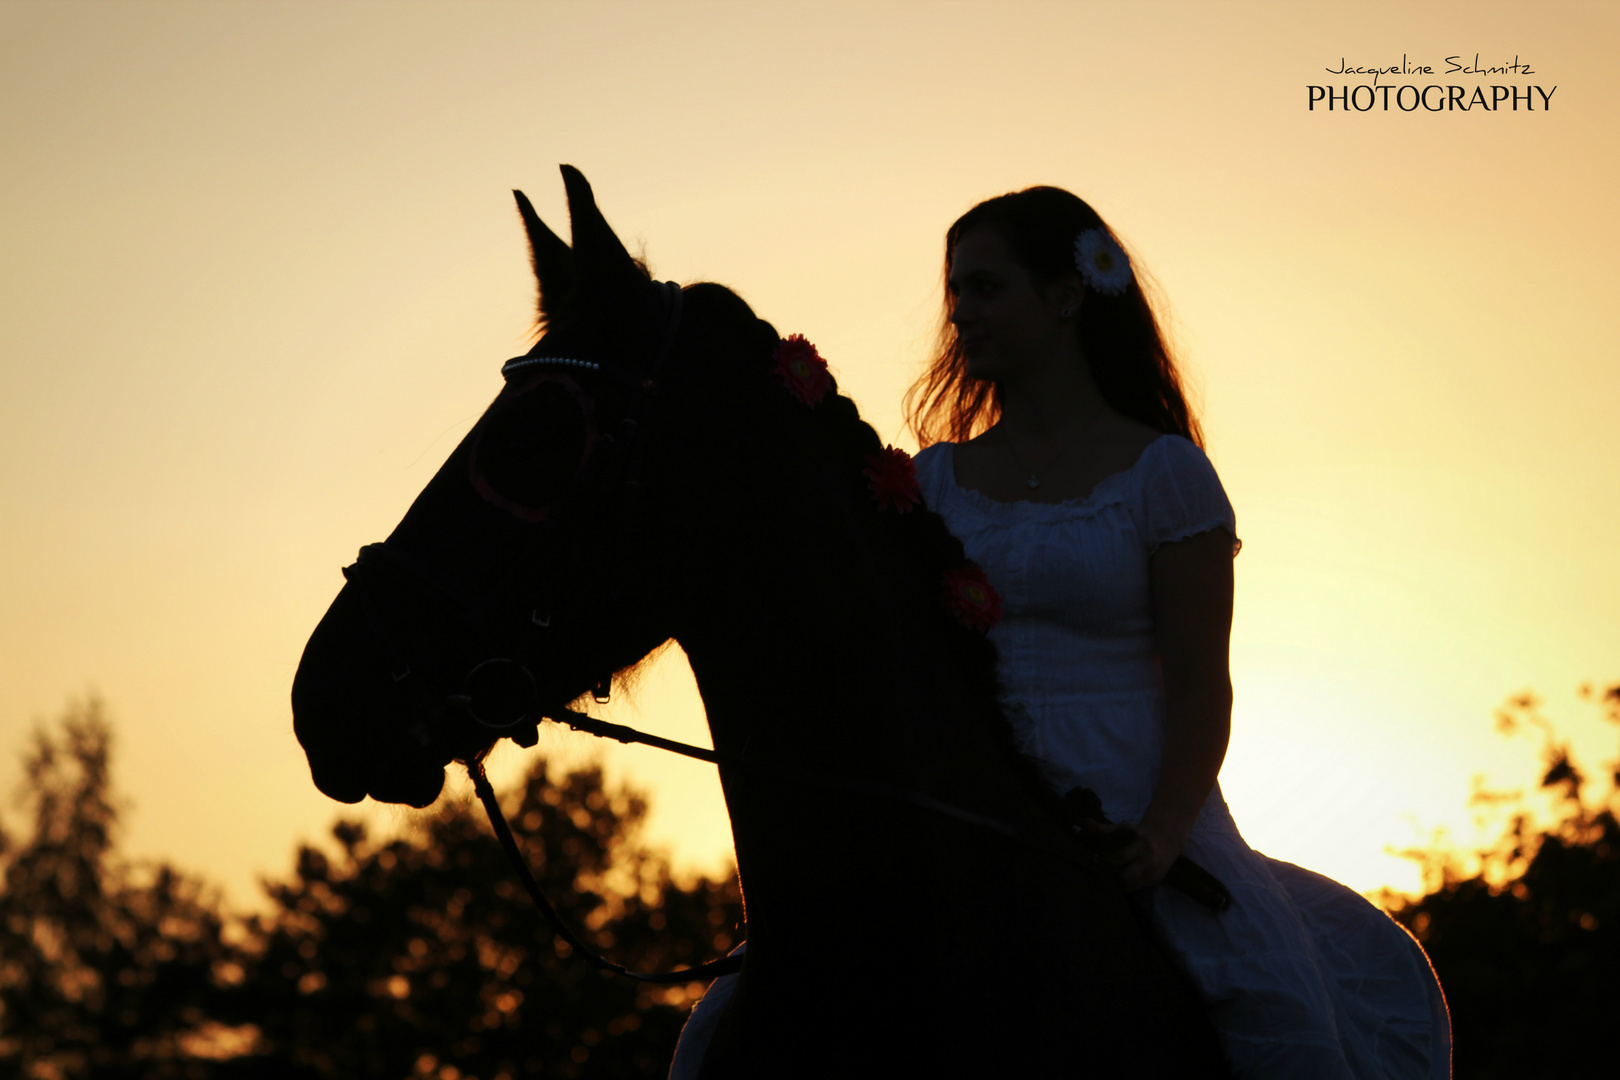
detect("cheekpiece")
(1074, 229), (1133, 296)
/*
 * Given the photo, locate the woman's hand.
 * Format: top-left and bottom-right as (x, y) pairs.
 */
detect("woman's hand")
(1079, 818), (1184, 891)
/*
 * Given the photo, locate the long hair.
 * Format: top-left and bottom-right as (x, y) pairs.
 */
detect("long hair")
(903, 186), (1202, 448)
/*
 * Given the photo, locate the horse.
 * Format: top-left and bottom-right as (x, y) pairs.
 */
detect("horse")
(292, 166), (1231, 1078)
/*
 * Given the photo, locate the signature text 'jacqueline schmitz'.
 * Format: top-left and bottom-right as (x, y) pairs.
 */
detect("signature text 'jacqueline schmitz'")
(1309, 54), (1554, 112)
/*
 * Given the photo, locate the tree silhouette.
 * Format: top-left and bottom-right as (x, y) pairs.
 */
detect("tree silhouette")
(0, 698), (241, 1079)
(18, 685), (1614, 1078)
(0, 703), (742, 1079)
(223, 763), (742, 1080)
(1382, 683), (1620, 1080)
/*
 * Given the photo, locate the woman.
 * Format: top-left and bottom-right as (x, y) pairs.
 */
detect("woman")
(906, 186), (1450, 1078)
(672, 186), (1452, 1080)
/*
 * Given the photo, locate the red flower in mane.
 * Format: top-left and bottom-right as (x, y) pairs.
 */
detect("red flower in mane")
(773, 334), (831, 406)
(941, 563), (1002, 631)
(863, 446), (920, 513)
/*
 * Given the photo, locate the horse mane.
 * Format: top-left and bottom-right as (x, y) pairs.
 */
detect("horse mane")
(579, 279), (1056, 817)
(806, 378), (1009, 727)
(674, 282), (1045, 795)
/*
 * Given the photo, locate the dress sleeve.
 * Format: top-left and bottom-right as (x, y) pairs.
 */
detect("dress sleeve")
(1136, 437), (1241, 556)
(911, 443), (954, 508)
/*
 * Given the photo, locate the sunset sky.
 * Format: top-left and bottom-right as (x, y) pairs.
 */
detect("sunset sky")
(2, 1), (1616, 909)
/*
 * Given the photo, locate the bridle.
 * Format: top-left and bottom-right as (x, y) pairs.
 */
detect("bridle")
(341, 281), (679, 735)
(339, 281), (747, 983)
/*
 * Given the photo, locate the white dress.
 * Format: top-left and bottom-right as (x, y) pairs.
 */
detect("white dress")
(669, 435), (1451, 1080)
(913, 434), (1450, 1080)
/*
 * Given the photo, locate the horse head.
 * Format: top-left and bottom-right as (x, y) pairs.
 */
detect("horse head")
(293, 165), (771, 807)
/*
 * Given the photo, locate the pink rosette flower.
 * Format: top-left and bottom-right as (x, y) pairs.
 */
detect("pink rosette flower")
(941, 563), (1002, 631)
(773, 334), (832, 406)
(863, 446), (920, 513)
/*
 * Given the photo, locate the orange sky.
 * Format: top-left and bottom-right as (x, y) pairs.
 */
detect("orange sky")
(2, 1), (1616, 908)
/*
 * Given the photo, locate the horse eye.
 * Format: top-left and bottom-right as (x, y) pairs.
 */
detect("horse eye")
(470, 381), (594, 519)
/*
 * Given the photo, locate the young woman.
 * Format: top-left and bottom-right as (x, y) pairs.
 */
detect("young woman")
(906, 186), (1450, 1079)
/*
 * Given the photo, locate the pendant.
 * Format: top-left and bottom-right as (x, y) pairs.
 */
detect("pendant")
(1026, 475), (1040, 490)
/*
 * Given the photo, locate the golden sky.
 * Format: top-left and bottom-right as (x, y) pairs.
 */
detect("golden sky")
(2, 0), (1616, 907)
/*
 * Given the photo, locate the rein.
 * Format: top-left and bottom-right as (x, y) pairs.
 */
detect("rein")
(465, 757), (743, 984)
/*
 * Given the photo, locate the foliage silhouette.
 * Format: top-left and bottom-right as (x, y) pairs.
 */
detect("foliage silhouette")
(0, 702), (741, 1079)
(13, 685), (1614, 1078)
(224, 762), (742, 1080)
(1381, 683), (1620, 1080)
(0, 698), (241, 1079)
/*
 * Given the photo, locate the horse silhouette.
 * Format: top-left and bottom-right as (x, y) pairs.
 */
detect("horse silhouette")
(292, 166), (1229, 1078)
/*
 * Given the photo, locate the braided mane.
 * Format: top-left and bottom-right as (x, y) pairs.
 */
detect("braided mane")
(807, 381), (1008, 724)
(679, 281), (1039, 790)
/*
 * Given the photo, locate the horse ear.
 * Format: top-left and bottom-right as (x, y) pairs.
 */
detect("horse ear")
(559, 165), (647, 296)
(513, 189), (577, 328)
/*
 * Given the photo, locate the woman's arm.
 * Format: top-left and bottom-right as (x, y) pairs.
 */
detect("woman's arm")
(1104, 526), (1235, 890)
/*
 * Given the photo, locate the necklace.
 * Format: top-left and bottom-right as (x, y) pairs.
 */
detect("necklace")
(1001, 427), (1090, 490)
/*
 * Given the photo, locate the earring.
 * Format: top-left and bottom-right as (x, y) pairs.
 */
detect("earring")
(1061, 304), (1076, 318)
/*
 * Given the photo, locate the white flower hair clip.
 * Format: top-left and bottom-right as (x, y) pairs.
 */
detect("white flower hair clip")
(1074, 229), (1133, 296)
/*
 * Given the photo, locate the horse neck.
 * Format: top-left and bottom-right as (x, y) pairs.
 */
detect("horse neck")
(665, 455), (1089, 974)
(673, 456), (1030, 819)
